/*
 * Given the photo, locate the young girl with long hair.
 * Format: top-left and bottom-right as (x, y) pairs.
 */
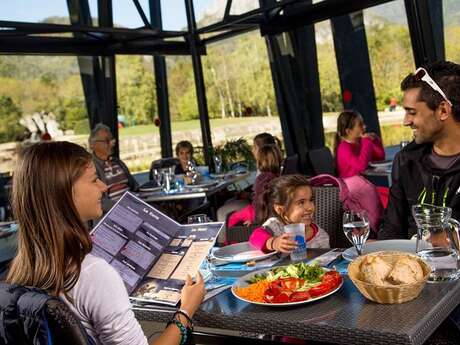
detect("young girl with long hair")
(335, 110), (385, 178)
(7, 141), (205, 345)
(226, 144), (282, 232)
(249, 174), (329, 252)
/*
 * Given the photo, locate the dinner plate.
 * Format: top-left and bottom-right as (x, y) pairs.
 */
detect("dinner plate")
(213, 242), (277, 263)
(231, 267), (343, 307)
(138, 181), (162, 192)
(342, 239), (416, 261)
(369, 160), (393, 168)
(210, 173), (226, 179)
(185, 180), (219, 189)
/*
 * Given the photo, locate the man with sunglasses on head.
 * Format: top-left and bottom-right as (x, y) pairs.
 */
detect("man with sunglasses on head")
(89, 123), (138, 213)
(379, 61), (460, 240)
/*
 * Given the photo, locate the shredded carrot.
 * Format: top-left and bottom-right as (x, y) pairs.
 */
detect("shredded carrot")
(234, 280), (271, 302)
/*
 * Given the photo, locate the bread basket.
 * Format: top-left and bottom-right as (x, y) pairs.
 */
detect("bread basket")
(348, 251), (431, 304)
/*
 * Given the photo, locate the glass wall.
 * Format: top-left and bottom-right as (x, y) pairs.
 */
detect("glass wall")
(202, 31), (282, 157)
(116, 55), (157, 173)
(363, 0), (414, 146)
(314, 20), (341, 150)
(166, 56), (204, 163)
(1, 0), (71, 24)
(0, 55), (88, 173)
(443, 0), (460, 63)
(113, 0), (150, 28)
(160, 0), (188, 31)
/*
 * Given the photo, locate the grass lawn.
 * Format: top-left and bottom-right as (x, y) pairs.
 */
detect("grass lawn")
(119, 116), (274, 136)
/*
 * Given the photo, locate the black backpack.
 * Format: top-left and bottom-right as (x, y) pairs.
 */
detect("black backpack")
(0, 282), (93, 345)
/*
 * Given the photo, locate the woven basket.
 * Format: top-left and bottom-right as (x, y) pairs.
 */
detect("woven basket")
(348, 251), (431, 304)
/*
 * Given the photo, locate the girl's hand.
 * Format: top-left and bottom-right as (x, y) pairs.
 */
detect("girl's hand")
(180, 273), (206, 318)
(362, 132), (378, 140)
(272, 234), (297, 253)
(243, 220), (252, 227)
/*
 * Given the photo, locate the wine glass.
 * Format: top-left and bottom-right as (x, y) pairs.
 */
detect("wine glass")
(185, 160), (197, 184)
(152, 168), (164, 188)
(343, 210), (370, 256)
(213, 155), (223, 175)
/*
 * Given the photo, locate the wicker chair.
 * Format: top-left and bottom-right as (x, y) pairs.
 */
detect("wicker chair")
(312, 185), (350, 248)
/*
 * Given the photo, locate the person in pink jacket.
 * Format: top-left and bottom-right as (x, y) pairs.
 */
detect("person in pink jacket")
(335, 110), (385, 178)
(249, 175), (329, 253)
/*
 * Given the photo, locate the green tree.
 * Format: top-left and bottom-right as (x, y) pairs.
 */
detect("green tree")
(116, 55), (157, 125)
(0, 96), (23, 142)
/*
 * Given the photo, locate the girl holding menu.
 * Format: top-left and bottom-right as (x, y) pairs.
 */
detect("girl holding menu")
(7, 141), (205, 345)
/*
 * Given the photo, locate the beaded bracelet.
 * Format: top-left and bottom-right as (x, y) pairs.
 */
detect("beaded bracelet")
(167, 318), (187, 345)
(175, 309), (193, 330)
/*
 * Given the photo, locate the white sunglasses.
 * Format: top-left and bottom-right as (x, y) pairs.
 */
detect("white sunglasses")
(414, 67), (452, 106)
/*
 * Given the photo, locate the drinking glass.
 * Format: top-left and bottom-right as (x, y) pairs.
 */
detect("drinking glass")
(187, 214), (209, 224)
(412, 204), (460, 282)
(185, 160), (197, 184)
(152, 168), (163, 188)
(400, 140), (410, 149)
(343, 210), (370, 256)
(213, 155), (223, 175)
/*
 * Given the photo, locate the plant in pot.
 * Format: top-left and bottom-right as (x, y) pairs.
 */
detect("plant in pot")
(212, 138), (255, 172)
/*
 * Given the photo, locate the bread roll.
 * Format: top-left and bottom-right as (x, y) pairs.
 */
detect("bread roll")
(386, 257), (423, 285)
(360, 256), (392, 286)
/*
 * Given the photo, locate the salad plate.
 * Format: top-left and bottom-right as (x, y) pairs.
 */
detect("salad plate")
(213, 242), (277, 263)
(232, 262), (343, 306)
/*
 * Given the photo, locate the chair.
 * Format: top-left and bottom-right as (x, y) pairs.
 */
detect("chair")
(0, 283), (93, 345)
(307, 147), (335, 176)
(222, 211), (259, 245)
(312, 186), (349, 248)
(281, 154), (300, 175)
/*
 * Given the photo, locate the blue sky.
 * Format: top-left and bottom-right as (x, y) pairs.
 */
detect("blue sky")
(2, 0), (213, 31)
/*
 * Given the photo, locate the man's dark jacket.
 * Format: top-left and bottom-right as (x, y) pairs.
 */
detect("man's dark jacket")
(379, 141), (460, 239)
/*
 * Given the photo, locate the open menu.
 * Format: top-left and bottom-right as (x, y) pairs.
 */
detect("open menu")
(90, 192), (223, 305)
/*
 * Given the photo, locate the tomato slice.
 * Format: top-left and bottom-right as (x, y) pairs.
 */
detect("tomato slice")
(289, 291), (310, 302)
(272, 292), (290, 303)
(308, 283), (332, 297)
(322, 271), (342, 288)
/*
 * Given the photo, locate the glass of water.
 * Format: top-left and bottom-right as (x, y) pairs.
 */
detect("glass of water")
(343, 210), (370, 256)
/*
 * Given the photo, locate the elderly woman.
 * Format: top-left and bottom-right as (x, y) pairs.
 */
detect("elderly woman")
(89, 123), (138, 211)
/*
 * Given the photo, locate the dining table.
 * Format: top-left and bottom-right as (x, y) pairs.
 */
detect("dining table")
(137, 171), (254, 204)
(133, 248), (460, 345)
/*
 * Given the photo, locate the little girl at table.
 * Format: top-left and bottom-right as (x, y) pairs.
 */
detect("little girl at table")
(249, 174), (330, 253)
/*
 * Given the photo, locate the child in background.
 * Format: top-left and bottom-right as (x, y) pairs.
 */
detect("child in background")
(335, 110), (385, 178)
(227, 144), (282, 230)
(249, 174), (329, 252)
(175, 140), (195, 175)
